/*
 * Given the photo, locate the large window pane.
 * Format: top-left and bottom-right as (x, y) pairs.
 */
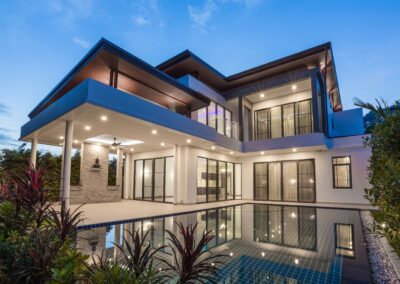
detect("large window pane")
(226, 163), (234, 200)
(197, 158), (207, 203)
(298, 160), (315, 202)
(165, 157), (174, 203)
(208, 102), (216, 129)
(255, 109), (269, 140)
(270, 106), (282, 138)
(333, 156), (352, 188)
(217, 105), (224, 135)
(225, 110), (232, 137)
(254, 163), (267, 200)
(208, 160), (217, 202)
(154, 158), (164, 202)
(297, 100), (312, 134)
(234, 164), (242, 199)
(135, 160), (143, 199)
(218, 161), (226, 201)
(268, 162), (281, 201)
(283, 103), (295, 137)
(143, 160), (153, 200)
(283, 161), (297, 201)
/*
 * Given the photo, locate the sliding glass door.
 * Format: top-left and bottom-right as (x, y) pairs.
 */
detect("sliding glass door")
(254, 159), (315, 203)
(255, 99), (313, 140)
(197, 157), (241, 203)
(134, 156), (174, 203)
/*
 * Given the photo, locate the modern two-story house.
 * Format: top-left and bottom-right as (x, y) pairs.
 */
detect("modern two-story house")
(20, 39), (369, 208)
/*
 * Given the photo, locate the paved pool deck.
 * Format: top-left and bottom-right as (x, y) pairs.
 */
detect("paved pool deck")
(59, 199), (375, 226)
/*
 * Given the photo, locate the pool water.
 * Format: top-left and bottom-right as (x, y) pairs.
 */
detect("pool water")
(77, 204), (371, 283)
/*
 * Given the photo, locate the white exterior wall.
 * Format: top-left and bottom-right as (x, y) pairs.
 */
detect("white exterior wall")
(241, 145), (370, 204)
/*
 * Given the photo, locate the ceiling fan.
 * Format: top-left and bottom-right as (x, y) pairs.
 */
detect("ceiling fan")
(112, 137), (122, 147)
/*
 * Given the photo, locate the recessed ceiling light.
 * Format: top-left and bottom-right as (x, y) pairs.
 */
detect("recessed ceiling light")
(211, 146), (216, 150)
(130, 148), (134, 152)
(59, 136), (64, 140)
(260, 93), (265, 98)
(292, 148), (297, 152)
(73, 140), (79, 144)
(152, 129), (157, 135)
(111, 146), (116, 150)
(160, 142), (165, 146)
(84, 126), (91, 131)
(230, 151), (234, 155)
(186, 139), (192, 143)
(100, 115), (108, 121)
(59, 143), (63, 146)
(291, 85), (297, 91)
(261, 151), (265, 155)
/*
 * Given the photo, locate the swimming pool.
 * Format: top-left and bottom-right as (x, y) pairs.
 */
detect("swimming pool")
(77, 204), (371, 283)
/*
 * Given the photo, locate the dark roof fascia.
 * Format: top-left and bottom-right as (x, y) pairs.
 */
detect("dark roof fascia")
(156, 42), (333, 88)
(156, 49), (226, 78)
(29, 38), (210, 119)
(225, 42), (332, 82)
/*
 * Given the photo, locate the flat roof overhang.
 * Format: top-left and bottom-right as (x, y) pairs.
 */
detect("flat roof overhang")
(157, 42), (342, 111)
(28, 39), (210, 119)
(21, 79), (241, 153)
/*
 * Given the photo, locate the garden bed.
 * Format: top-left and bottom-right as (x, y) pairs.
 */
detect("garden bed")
(360, 210), (400, 283)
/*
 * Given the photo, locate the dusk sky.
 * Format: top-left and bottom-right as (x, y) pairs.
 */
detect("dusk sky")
(0, 0), (399, 150)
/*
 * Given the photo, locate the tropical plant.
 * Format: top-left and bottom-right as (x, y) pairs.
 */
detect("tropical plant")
(354, 97), (400, 255)
(115, 228), (165, 280)
(159, 221), (226, 284)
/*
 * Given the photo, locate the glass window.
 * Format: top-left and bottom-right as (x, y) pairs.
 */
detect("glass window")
(335, 224), (354, 257)
(297, 100), (313, 134)
(234, 164), (242, 199)
(143, 159), (153, 200)
(298, 160), (315, 202)
(208, 160), (218, 202)
(154, 158), (165, 202)
(254, 163), (268, 200)
(217, 105), (224, 135)
(135, 160), (143, 199)
(255, 109), (270, 140)
(197, 158), (207, 203)
(108, 153), (117, 186)
(333, 156), (352, 188)
(268, 206), (282, 244)
(225, 109), (232, 137)
(283, 103), (295, 137)
(165, 157), (174, 203)
(283, 161), (297, 201)
(268, 162), (281, 201)
(226, 163), (234, 200)
(218, 161), (226, 201)
(270, 106), (282, 138)
(284, 207), (299, 247)
(208, 102), (216, 129)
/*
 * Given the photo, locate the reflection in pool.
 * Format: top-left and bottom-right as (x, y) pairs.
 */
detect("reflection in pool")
(77, 204), (371, 283)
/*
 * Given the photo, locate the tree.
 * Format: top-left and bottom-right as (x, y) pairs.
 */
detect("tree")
(354, 98), (400, 254)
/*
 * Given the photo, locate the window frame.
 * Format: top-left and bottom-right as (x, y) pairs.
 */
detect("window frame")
(334, 223), (355, 258)
(332, 156), (352, 189)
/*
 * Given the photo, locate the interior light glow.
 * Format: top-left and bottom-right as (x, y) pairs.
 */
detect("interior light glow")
(211, 146), (216, 150)
(261, 151), (265, 155)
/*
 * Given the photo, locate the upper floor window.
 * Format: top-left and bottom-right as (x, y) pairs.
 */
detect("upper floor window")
(255, 99), (313, 140)
(193, 102), (233, 138)
(332, 156), (352, 188)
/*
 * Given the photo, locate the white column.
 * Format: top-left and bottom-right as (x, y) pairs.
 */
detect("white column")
(30, 138), (37, 168)
(61, 120), (74, 211)
(116, 148), (123, 186)
(123, 153), (131, 199)
(173, 145), (179, 204)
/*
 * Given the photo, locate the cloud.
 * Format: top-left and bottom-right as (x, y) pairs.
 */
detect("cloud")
(73, 37), (91, 49)
(132, 15), (150, 26)
(0, 127), (18, 147)
(188, 0), (217, 30)
(0, 103), (9, 115)
(220, 0), (264, 8)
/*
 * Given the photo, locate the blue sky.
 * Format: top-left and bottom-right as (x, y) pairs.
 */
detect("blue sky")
(0, 0), (399, 150)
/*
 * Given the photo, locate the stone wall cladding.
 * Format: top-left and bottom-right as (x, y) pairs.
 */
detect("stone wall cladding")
(70, 143), (122, 204)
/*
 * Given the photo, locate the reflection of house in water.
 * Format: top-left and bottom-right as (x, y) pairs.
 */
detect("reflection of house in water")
(76, 204), (370, 283)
